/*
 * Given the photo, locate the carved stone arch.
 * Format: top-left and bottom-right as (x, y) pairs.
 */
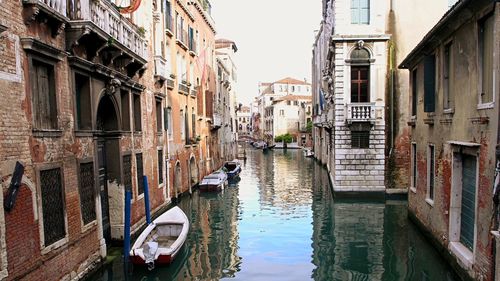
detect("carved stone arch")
(95, 88), (121, 131)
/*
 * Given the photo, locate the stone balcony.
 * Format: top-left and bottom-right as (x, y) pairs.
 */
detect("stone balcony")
(23, 0), (68, 36)
(212, 112), (222, 130)
(154, 55), (168, 81)
(66, 0), (148, 76)
(346, 103), (376, 124)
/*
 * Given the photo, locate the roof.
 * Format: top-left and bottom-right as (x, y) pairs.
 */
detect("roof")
(399, 0), (490, 69)
(215, 38), (238, 52)
(274, 95), (312, 102)
(274, 77), (310, 85)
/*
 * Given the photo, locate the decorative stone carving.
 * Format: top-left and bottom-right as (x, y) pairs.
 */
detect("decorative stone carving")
(105, 78), (121, 95)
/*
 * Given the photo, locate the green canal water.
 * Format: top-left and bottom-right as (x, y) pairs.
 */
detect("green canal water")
(87, 148), (459, 281)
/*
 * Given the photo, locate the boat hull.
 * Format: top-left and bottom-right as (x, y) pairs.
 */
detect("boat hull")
(130, 253), (173, 265)
(199, 183), (223, 192)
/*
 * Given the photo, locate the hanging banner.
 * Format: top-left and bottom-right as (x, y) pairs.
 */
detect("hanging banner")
(119, 0), (142, 14)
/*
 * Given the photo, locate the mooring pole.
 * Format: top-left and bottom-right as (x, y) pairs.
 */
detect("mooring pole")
(143, 175), (151, 224)
(124, 189), (132, 262)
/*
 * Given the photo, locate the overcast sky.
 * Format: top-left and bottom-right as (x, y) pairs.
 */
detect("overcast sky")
(210, 0), (322, 106)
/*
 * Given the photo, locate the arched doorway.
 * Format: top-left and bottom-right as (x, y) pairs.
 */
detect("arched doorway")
(174, 161), (182, 198)
(95, 93), (121, 243)
(189, 156), (198, 188)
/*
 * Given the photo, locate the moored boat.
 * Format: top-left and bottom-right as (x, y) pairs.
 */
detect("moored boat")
(199, 170), (228, 192)
(304, 148), (314, 157)
(223, 160), (241, 179)
(129, 206), (189, 270)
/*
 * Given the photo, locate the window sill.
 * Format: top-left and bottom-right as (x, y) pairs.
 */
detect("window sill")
(425, 197), (434, 206)
(41, 237), (68, 255)
(477, 102), (494, 110)
(449, 242), (473, 270)
(443, 108), (455, 115)
(75, 130), (94, 137)
(81, 220), (97, 233)
(133, 132), (143, 136)
(33, 129), (63, 138)
(410, 187), (417, 194)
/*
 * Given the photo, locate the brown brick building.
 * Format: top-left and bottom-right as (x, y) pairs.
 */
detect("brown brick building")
(0, 0), (231, 279)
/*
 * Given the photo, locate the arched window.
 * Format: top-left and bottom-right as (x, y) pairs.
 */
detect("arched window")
(350, 47), (370, 103)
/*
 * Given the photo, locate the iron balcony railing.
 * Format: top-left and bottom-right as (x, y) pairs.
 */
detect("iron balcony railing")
(346, 103), (376, 123)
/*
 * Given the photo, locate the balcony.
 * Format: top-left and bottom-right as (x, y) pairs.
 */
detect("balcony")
(346, 103), (376, 124)
(190, 87), (198, 98)
(166, 76), (175, 90)
(66, 0), (148, 76)
(179, 82), (189, 95)
(154, 56), (168, 81)
(212, 113), (222, 130)
(176, 29), (188, 50)
(23, 0), (68, 36)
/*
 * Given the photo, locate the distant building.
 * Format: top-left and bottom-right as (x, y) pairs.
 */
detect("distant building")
(236, 106), (252, 137)
(256, 77), (311, 144)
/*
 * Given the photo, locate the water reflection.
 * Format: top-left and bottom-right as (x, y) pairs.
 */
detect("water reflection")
(87, 147), (459, 281)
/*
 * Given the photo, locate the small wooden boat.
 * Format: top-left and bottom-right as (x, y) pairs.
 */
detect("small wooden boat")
(129, 206), (189, 270)
(223, 160), (241, 179)
(199, 170), (228, 192)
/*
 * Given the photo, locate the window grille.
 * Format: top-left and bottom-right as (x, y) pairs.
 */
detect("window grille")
(40, 168), (65, 246)
(351, 131), (370, 148)
(136, 153), (144, 195)
(123, 155), (132, 192)
(79, 162), (96, 225)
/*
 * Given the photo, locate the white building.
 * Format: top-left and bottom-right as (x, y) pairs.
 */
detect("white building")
(215, 39), (238, 161)
(236, 106), (251, 137)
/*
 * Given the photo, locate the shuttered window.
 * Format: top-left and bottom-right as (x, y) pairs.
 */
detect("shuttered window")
(32, 60), (57, 129)
(40, 167), (65, 246)
(136, 153), (144, 195)
(423, 55), (436, 112)
(479, 14), (494, 104)
(411, 68), (418, 116)
(460, 155), (476, 251)
(351, 0), (370, 24)
(158, 150), (163, 185)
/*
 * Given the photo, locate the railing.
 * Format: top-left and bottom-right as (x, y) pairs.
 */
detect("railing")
(179, 82), (189, 94)
(69, 0), (148, 60)
(212, 113), (222, 128)
(190, 87), (197, 97)
(154, 56), (167, 79)
(346, 103), (376, 123)
(166, 78), (175, 89)
(25, 0), (67, 17)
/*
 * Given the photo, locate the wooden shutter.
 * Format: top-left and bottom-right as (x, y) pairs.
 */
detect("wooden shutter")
(460, 155), (476, 250)
(423, 55), (436, 112)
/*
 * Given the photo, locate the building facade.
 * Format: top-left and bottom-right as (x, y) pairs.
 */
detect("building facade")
(312, 0), (453, 192)
(400, 0), (499, 279)
(0, 0), (234, 279)
(236, 106), (251, 137)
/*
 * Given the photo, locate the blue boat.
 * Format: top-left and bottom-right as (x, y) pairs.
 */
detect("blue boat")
(223, 160), (241, 179)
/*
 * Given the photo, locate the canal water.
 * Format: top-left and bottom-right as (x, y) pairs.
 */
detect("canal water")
(87, 148), (459, 281)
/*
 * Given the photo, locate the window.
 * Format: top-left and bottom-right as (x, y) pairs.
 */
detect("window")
(31, 60), (57, 129)
(191, 107), (196, 140)
(280, 110), (284, 116)
(123, 154), (132, 192)
(133, 94), (142, 131)
(164, 0), (172, 31)
(424, 55), (436, 112)
(292, 86), (295, 92)
(40, 167), (66, 246)
(136, 153), (144, 195)
(180, 109), (185, 140)
(165, 106), (172, 138)
(121, 91), (131, 131)
(75, 73), (91, 130)
(351, 66), (369, 102)
(158, 150), (163, 185)
(411, 68), (418, 116)
(427, 145), (435, 201)
(78, 162), (96, 225)
(156, 99), (162, 132)
(185, 108), (189, 144)
(351, 131), (369, 148)
(460, 155), (476, 250)
(287, 101), (291, 105)
(411, 143), (417, 189)
(443, 43), (453, 110)
(351, 0), (370, 24)
(479, 14), (494, 104)
(294, 101), (299, 106)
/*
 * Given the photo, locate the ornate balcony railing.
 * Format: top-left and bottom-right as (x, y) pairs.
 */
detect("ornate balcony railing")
(190, 87), (197, 97)
(24, 0), (67, 17)
(69, 0), (148, 61)
(154, 56), (168, 80)
(346, 103), (376, 123)
(212, 112), (222, 129)
(179, 82), (189, 95)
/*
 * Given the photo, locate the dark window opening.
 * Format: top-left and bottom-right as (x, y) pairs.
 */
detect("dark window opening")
(75, 73), (91, 130)
(351, 131), (370, 148)
(158, 150), (163, 185)
(121, 91), (131, 131)
(424, 55), (436, 112)
(479, 14), (494, 104)
(156, 99), (162, 132)
(123, 155), (132, 192)
(428, 145), (435, 200)
(411, 68), (418, 116)
(133, 94), (142, 132)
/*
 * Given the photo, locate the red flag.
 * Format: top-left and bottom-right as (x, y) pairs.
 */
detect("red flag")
(119, 0), (141, 14)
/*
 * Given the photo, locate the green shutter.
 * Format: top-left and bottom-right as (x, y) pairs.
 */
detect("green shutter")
(460, 155), (476, 251)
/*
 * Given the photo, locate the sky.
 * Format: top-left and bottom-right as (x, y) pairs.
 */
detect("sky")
(210, 0), (322, 106)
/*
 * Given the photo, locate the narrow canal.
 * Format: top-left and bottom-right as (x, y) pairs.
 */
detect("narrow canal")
(87, 147), (459, 281)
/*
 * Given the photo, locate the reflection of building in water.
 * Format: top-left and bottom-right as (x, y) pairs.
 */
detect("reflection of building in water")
(254, 150), (313, 212)
(180, 187), (240, 280)
(333, 201), (385, 280)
